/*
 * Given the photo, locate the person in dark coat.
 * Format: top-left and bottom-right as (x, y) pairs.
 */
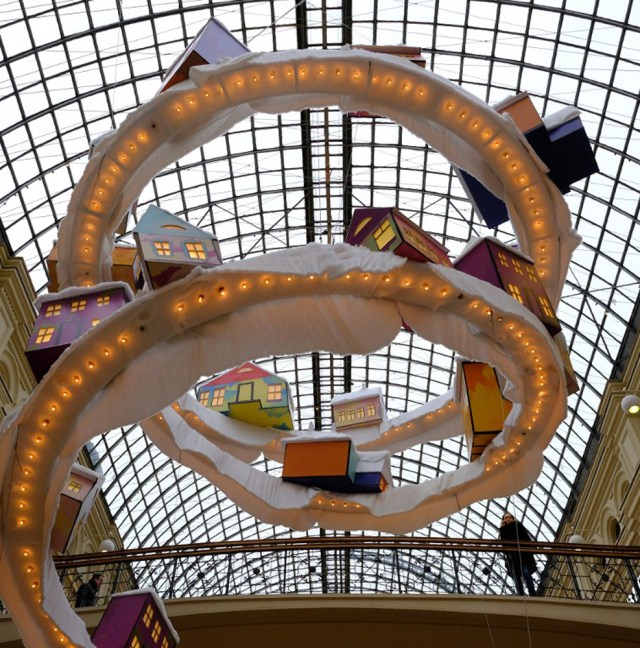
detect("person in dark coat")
(75, 573), (103, 607)
(499, 513), (537, 596)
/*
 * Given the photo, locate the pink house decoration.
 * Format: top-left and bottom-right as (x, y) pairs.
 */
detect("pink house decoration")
(454, 238), (578, 395)
(346, 207), (452, 267)
(50, 464), (104, 553)
(133, 205), (223, 290)
(25, 284), (132, 381)
(331, 387), (385, 431)
(91, 589), (179, 648)
(198, 362), (294, 430)
(159, 17), (250, 93)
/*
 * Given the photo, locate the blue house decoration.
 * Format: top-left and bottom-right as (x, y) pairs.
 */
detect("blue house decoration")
(133, 205), (223, 290)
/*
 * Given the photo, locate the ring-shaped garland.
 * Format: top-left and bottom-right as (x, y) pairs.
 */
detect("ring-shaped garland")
(0, 49), (574, 647)
(0, 244), (566, 646)
(56, 49), (579, 305)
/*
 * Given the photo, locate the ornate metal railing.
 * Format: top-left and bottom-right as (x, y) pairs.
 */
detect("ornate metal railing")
(2, 537), (639, 615)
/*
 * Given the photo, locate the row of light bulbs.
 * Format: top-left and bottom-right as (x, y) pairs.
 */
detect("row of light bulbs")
(59, 52), (561, 305)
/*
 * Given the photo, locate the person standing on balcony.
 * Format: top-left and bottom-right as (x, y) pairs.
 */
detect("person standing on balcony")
(499, 513), (538, 596)
(75, 572), (104, 607)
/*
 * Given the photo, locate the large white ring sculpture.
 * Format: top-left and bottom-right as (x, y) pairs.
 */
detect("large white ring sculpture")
(0, 49), (572, 647)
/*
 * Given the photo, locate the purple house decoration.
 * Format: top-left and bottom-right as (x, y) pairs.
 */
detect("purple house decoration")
(50, 464), (104, 553)
(346, 207), (452, 267)
(197, 362), (294, 430)
(25, 284), (132, 382)
(133, 205), (223, 290)
(454, 237), (579, 395)
(454, 237), (561, 337)
(159, 18), (250, 93)
(91, 589), (179, 648)
(456, 92), (598, 227)
(331, 387), (385, 432)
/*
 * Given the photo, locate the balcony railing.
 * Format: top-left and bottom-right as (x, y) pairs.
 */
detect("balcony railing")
(2, 537), (638, 615)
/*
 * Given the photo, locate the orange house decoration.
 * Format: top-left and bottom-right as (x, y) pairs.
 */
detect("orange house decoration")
(198, 362), (294, 430)
(331, 387), (385, 431)
(46, 242), (142, 293)
(455, 360), (512, 461)
(51, 464), (104, 553)
(133, 205), (223, 290)
(282, 437), (389, 494)
(159, 17), (250, 93)
(91, 589), (179, 648)
(454, 237), (561, 337)
(346, 207), (452, 267)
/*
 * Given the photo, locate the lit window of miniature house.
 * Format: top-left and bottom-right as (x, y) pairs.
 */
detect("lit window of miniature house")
(346, 207), (453, 267)
(91, 589), (179, 648)
(51, 464), (104, 553)
(454, 237), (561, 336)
(455, 360), (512, 462)
(133, 205), (223, 290)
(197, 362), (294, 430)
(331, 387), (385, 432)
(25, 284), (132, 381)
(158, 17), (250, 93)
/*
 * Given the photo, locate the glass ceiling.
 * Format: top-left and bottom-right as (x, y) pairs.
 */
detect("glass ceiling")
(1, 0), (639, 595)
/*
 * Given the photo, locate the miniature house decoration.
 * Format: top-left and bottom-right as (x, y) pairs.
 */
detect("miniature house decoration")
(50, 464), (104, 553)
(198, 361), (294, 430)
(281, 387), (392, 494)
(455, 236), (579, 395)
(133, 205), (223, 290)
(455, 91), (599, 227)
(25, 284), (132, 381)
(159, 17), (250, 93)
(454, 237), (562, 337)
(91, 589), (179, 648)
(332, 387), (385, 431)
(282, 437), (389, 494)
(47, 242), (142, 293)
(456, 360), (512, 461)
(346, 207), (452, 267)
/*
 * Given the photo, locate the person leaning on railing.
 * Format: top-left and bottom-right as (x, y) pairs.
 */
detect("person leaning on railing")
(499, 513), (538, 596)
(74, 572), (104, 608)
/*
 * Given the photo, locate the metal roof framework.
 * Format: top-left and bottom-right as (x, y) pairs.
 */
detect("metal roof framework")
(1, 0), (639, 596)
